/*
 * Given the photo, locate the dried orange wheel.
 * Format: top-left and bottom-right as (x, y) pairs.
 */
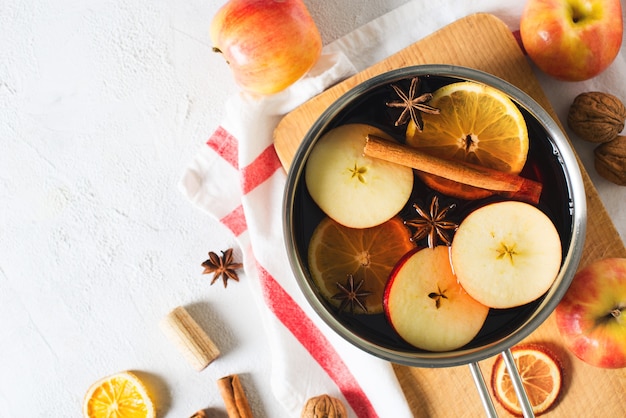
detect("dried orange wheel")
(83, 371), (156, 418)
(491, 344), (562, 416)
(406, 81), (529, 200)
(308, 216), (415, 314)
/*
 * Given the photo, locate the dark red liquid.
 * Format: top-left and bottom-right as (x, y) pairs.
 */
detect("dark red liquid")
(292, 75), (574, 353)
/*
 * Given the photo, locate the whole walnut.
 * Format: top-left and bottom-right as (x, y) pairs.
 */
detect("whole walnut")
(567, 92), (626, 143)
(595, 135), (626, 186)
(300, 394), (347, 418)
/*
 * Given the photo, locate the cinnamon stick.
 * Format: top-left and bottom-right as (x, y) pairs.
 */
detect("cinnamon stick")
(364, 135), (542, 204)
(217, 374), (254, 418)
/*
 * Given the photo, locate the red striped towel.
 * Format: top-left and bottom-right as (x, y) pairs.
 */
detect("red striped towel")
(180, 52), (413, 417)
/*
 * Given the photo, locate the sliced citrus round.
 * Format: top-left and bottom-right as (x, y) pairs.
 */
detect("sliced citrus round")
(83, 371), (156, 418)
(491, 344), (563, 416)
(308, 216), (415, 314)
(406, 81), (529, 200)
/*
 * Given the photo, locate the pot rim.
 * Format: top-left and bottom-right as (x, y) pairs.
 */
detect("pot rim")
(283, 64), (587, 368)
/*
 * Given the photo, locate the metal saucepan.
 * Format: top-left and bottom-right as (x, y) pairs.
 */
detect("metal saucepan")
(282, 65), (587, 417)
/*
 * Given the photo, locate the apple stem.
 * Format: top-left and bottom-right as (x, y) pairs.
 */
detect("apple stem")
(611, 308), (622, 319)
(211, 47), (230, 65)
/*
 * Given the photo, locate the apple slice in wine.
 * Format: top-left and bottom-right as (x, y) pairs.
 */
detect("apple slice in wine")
(305, 123), (414, 229)
(384, 246), (489, 352)
(451, 201), (562, 309)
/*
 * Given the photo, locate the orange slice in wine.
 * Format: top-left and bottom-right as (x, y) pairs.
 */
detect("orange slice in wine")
(406, 81), (529, 200)
(308, 216), (415, 314)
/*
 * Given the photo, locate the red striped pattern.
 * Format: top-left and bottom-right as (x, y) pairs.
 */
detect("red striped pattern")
(219, 204), (247, 237)
(206, 126), (377, 417)
(207, 126), (239, 169)
(241, 144), (283, 194)
(256, 263), (378, 418)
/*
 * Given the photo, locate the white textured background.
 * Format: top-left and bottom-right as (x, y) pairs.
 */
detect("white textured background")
(2, 0), (624, 417)
(0, 1), (411, 417)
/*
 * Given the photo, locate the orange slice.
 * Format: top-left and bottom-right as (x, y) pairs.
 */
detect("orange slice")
(83, 371), (156, 418)
(406, 81), (529, 200)
(491, 344), (563, 416)
(308, 216), (415, 314)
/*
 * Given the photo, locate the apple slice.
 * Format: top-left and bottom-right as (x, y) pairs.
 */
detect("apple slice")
(384, 246), (489, 352)
(305, 123), (414, 229)
(451, 201), (562, 309)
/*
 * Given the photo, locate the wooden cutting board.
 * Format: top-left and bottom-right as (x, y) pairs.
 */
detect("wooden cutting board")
(274, 13), (626, 417)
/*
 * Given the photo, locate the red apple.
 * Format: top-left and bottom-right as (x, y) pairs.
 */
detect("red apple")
(520, 0), (623, 81)
(210, 0), (322, 95)
(555, 258), (626, 368)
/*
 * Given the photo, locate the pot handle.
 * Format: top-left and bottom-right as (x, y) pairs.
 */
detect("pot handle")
(469, 349), (535, 418)
(468, 361), (497, 417)
(502, 348), (535, 417)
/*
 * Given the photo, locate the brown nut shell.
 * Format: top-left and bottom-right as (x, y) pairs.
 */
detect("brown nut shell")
(301, 394), (347, 418)
(595, 136), (626, 186)
(567, 92), (626, 143)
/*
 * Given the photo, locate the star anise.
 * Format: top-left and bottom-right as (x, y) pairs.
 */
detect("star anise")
(386, 76), (440, 130)
(332, 274), (372, 314)
(404, 195), (458, 248)
(201, 248), (243, 288)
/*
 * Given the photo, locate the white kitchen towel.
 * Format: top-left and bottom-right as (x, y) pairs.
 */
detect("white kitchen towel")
(181, 43), (421, 416)
(180, 48), (415, 417)
(180, 0), (626, 416)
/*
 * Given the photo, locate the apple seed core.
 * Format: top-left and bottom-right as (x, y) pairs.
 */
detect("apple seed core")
(349, 163), (367, 183)
(428, 285), (448, 309)
(496, 242), (518, 263)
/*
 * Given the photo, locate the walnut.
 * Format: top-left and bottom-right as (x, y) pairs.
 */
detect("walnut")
(595, 135), (626, 186)
(300, 394), (347, 418)
(567, 92), (626, 143)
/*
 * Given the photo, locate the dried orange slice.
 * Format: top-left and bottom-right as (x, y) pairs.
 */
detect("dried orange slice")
(491, 344), (562, 416)
(83, 371), (156, 418)
(406, 81), (529, 200)
(308, 216), (415, 314)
